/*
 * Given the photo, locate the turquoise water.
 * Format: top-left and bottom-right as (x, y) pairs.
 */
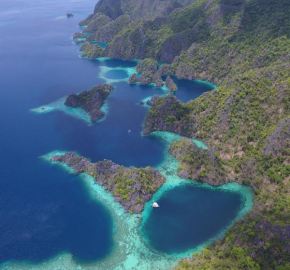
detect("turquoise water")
(91, 41), (107, 48)
(0, 0), (253, 269)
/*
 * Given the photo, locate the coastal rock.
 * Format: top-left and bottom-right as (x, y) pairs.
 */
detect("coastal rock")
(95, 15), (131, 43)
(132, 58), (164, 86)
(158, 64), (174, 76)
(93, 0), (123, 20)
(129, 73), (139, 84)
(136, 58), (158, 74)
(79, 14), (94, 27)
(146, 95), (159, 106)
(144, 96), (190, 135)
(165, 76), (177, 93)
(138, 73), (153, 85)
(51, 152), (165, 214)
(154, 75), (164, 87)
(174, 61), (217, 84)
(65, 84), (114, 123)
(80, 42), (104, 58)
(73, 32), (85, 39)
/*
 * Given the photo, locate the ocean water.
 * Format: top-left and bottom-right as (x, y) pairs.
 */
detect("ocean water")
(142, 184), (242, 254)
(0, 0), (252, 269)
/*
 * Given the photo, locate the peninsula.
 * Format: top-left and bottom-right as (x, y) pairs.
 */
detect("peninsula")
(51, 152), (165, 214)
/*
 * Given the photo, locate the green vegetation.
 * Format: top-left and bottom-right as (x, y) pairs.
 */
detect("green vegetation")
(78, 0), (290, 268)
(170, 138), (226, 184)
(142, 1), (290, 269)
(51, 153), (165, 214)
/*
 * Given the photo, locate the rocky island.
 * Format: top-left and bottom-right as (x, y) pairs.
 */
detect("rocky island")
(51, 152), (165, 214)
(65, 84), (113, 123)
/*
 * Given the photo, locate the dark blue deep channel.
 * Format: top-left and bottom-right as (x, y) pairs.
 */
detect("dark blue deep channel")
(0, 0), (247, 267)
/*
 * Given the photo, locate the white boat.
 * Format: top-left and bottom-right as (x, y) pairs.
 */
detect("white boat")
(152, 201), (159, 208)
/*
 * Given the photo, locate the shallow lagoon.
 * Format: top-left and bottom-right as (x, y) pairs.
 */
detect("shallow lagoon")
(0, 0), (253, 269)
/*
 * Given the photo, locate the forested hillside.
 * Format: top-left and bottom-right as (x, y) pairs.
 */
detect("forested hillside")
(78, 0), (290, 269)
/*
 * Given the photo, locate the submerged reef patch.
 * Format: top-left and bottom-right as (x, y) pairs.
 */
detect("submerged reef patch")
(98, 66), (136, 84)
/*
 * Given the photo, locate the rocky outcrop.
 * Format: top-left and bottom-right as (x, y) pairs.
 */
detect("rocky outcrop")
(169, 138), (227, 185)
(95, 15), (131, 42)
(146, 94), (159, 106)
(73, 32), (86, 39)
(174, 59), (217, 84)
(136, 58), (158, 74)
(158, 64), (174, 76)
(144, 96), (191, 136)
(93, 0), (123, 20)
(50, 152), (165, 214)
(165, 76), (177, 93)
(128, 59), (165, 87)
(79, 14), (94, 27)
(129, 74), (139, 84)
(75, 0), (195, 61)
(80, 42), (104, 58)
(65, 84), (114, 123)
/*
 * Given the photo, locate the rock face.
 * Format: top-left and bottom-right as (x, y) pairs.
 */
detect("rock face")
(73, 32), (85, 39)
(165, 76), (177, 94)
(128, 58), (165, 87)
(144, 96), (190, 136)
(93, 0), (123, 20)
(129, 73), (139, 84)
(80, 42), (104, 58)
(83, 14), (112, 34)
(136, 58), (158, 74)
(65, 84), (114, 123)
(146, 94), (159, 106)
(158, 64), (174, 76)
(51, 152), (165, 214)
(94, 15), (131, 42)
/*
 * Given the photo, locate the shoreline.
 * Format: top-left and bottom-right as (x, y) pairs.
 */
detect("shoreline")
(0, 132), (253, 270)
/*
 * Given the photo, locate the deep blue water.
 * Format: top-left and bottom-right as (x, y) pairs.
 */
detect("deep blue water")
(142, 185), (243, 254)
(0, 0), (239, 266)
(104, 69), (129, 79)
(172, 78), (215, 103)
